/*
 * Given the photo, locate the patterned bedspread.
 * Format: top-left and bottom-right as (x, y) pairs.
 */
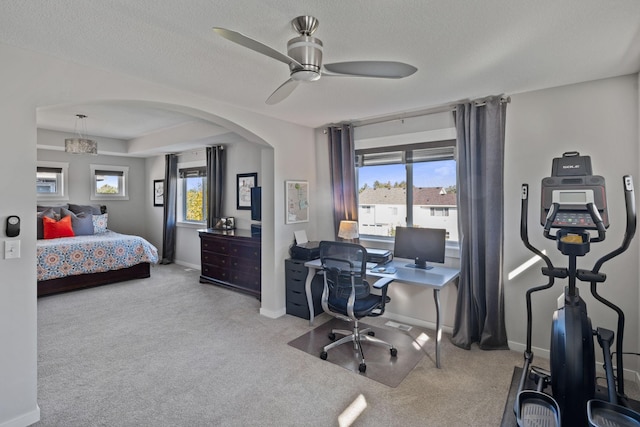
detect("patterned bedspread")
(37, 231), (159, 281)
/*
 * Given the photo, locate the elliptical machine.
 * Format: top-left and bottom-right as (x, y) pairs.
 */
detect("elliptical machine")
(515, 152), (640, 427)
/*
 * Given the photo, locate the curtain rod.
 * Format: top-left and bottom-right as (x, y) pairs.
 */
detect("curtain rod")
(330, 96), (510, 129)
(166, 145), (224, 156)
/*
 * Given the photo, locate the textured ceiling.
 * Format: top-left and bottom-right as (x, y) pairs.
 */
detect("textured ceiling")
(2, 0), (640, 138)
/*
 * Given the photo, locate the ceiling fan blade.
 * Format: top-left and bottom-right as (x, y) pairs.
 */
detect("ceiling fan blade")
(323, 61), (417, 79)
(213, 27), (302, 69)
(266, 79), (300, 105)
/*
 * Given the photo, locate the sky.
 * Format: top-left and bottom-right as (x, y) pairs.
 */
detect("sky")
(358, 160), (456, 189)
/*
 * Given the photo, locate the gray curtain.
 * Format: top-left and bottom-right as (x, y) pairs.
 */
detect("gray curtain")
(206, 145), (225, 228)
(451, 96), (509, 350)
(161, 153), (178, 264)
(327, 124), (358, 237)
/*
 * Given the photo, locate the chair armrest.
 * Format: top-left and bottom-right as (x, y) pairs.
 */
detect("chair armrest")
(372, 277), (394, 289)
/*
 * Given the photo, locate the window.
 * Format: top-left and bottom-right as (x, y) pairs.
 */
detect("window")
(356, 140), (458, 242)
(37, 161), (69, 201)
(90, 164), (129, 200)
(178, 163), (207, 224)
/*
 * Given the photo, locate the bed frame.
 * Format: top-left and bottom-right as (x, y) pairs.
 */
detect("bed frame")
(38, 262), (151, 297)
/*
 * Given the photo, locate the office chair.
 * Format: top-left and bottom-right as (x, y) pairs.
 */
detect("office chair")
(318, 241), (397, 373)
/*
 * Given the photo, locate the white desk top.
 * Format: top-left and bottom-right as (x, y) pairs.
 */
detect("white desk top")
(304, 257), (460, 289)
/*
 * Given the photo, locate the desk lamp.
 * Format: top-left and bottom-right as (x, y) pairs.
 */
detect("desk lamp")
(338, 220), (359, 242)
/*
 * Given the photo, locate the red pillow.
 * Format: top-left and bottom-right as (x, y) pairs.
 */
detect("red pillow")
(43, 215), (75, 239)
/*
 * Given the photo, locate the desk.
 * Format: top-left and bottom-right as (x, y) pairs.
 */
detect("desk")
(304, 258), (460, 368)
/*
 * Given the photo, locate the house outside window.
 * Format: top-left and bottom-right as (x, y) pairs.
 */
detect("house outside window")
(90, 164), (129, 200)
(37, 161), (69, 201)
(356, 140), (458, 242)
(178, 163), (207, 224)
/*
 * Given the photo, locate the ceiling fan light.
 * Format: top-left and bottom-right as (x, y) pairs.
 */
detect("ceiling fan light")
(291, 70), (321, 82)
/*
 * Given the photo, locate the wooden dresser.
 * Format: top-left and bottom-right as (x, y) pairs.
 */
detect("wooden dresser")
(199, 228), (261, 298)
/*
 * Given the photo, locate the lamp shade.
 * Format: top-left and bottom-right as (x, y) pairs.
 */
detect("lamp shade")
(65, 138), (98, 155)
(338, 220), (359, 240)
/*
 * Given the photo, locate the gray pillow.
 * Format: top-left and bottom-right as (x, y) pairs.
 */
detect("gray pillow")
(68, 203), (102, 215)
(61, 208), (94, 236)
(37, 208), (57, 240)
(37, 204), (68, 217)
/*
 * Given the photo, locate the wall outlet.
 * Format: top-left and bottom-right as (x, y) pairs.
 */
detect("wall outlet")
(4, 240), (20, 259)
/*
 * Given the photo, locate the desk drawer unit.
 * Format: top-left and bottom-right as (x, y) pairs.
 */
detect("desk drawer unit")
(285, 259), (323, 319)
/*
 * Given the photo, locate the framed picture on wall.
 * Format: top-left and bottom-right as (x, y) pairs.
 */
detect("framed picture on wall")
(237, 172), (257, 210)
(285, 180), (309, 224)
(153, 179), (164, 207)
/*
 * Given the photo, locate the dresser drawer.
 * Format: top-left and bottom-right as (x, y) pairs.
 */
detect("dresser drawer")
(230, 242), (260, 259)
(229, 269), (261, 291)
(202, 264), (230, 281)
(228, 256), (260, 273)
(201, 252), (230, 269)
(201, 237), (231, 255)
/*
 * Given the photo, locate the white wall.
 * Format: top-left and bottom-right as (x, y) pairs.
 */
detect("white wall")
(0, 42), (315, 427)
(37, 131), (148, 239)
(504, 75), (639, 378)
(143, 139), (265, 269)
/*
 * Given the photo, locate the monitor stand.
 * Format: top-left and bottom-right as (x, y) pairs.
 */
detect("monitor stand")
(405, 260), (434, 270)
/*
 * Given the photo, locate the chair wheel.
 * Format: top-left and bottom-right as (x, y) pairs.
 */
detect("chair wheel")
(359, 363), (367, 373)
(320, 351), (328, 360)
(328, 332), (336, 341)
(367, 331), (375, 337)
(390, 348), (398, 357)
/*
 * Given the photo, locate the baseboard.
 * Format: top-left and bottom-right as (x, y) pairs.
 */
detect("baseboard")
(260, 306), (286, 319)
(381, 312), (454, 335)
(173, 260), (201, 270)
(508, 340), (550, 359)
(0, 406), (40, 427)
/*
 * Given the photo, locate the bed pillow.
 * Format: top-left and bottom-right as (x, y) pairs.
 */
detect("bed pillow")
(37, 208), (57, 239)
(37, 204), (68, 217)
(61, 208), (94, 236)
(68, 203), (102, 215)
(92, 213), (109, 234)
(43, 215), (75, 239)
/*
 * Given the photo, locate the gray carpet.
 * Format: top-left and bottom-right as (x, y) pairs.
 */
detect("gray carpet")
(36, 263), (564, 426)
(288, 317), (425, 387)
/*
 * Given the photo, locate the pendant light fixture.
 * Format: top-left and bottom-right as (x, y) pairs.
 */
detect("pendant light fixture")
(65, 114), (98, 155)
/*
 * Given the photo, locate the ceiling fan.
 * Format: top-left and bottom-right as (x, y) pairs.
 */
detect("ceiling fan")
(213, 16), (418, 105)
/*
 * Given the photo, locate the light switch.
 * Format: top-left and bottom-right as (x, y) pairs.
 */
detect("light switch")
(5, 240), (20, 259)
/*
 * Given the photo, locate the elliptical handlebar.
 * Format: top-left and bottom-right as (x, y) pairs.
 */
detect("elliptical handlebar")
(522, 184), (554, 271)
(588, 175), (636, 401)
(592, 175), (636, 273)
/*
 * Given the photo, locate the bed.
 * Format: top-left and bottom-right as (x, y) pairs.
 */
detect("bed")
(36, 204), (159, 296)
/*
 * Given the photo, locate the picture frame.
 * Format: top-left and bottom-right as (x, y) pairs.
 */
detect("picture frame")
(237, 172), (257, 210)
(153, 179), (164, 207)
(285, 180), (309, 224)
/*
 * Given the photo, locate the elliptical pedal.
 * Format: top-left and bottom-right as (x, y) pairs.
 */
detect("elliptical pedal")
(587, 400), (640, 427)
(516, 390), (561, 427)
(516, 366), (561, 427)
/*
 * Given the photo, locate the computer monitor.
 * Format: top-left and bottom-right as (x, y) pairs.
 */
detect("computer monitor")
(393, 226), (446, 270)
